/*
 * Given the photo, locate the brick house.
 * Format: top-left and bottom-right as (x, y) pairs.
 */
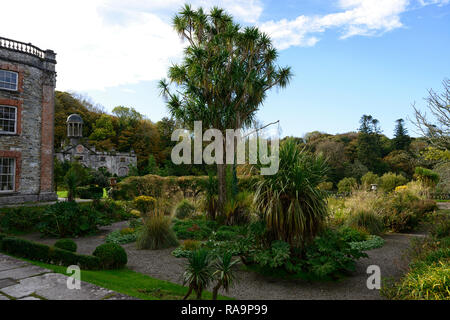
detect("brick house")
(0, 37), (57, 205)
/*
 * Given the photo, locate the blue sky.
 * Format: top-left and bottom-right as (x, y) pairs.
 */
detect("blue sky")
(2, 0), (449, 138)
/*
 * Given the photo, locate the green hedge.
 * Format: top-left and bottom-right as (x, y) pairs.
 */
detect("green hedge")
(112, 174), (261, 200)
(77, 185), (104, 200)
(0, 236), (123, 270)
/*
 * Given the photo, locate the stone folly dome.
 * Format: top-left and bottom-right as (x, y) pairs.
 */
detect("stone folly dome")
(67, 114), (83, 137)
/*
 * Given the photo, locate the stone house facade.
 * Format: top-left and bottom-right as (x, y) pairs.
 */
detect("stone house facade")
(55, 114), (137, 177)
(0, 37), (57, 205)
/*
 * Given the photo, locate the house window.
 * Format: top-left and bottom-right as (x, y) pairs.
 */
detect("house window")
(0, 70), (18, 91)
(100, 157), (106, 162)
(120, 157), (126, 162)
(0, 157), (15, 192)
(0, 105), (17, 134)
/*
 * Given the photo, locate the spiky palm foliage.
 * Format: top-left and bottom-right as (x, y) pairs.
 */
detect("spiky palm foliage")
(159, 4), (292, 216)
(212, 251), (240, 300)
(254, 138), (329, 248)
(182, 249), (213, 300)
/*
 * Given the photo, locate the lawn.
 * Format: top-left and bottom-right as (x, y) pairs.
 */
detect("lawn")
(57, 189), (108, 199)
(27, 259), (231, 300)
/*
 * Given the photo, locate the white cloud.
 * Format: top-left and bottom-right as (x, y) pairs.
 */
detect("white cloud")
(260, 0), (410, 50)
(0, 0), (263, 91)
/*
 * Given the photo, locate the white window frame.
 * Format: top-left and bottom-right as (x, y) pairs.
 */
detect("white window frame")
(0, 105), (17, 134)
(0, 157), (15, 193)
(0, 70), (19, 91)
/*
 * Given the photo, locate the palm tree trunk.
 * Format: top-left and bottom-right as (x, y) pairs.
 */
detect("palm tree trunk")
(217, 163), (227, 219)
(183, 287), (193, 300)
(212, 283), (221, 300)
(196, 289), (203, 300)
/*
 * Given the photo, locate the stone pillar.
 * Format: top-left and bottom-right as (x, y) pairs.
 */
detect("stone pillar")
(39, 50), (57, 201)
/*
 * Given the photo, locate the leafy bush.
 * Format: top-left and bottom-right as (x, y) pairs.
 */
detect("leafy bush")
(252, 241), (291, 269)
(383, 191), (435, 232)
(361, 171), (379, 188)
(414, 167), (439, 188)
(133, 196), (157, 216)
(77, 185), (103, 200)
(378, 172), (408, 193)
(339, 226), (369, 242)
(172, 219), (218, 240)
(172, 239), (203, 258)
(345, 210), (384, 235)
(349, 235), (385, 251)
(0, 206), (46, 233)
(175, 199), (196, 219)
(106, 229), (138, 244)
(92, 243), (127, 269)
(37, 202), (101, 237)
(136, 216), (179, 250)
(337, 177), (358, 193)
(317, 181), (333, 191)
(54, 239), (77, 252)
(92, 200), (133, 222)
(430, 213), (450, 239)
(304, 229), (368, 278)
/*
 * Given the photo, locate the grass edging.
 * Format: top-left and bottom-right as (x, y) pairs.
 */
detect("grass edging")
(24, 258), (232, 301)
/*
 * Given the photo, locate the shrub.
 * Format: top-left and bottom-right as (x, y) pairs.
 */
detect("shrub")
(254, 139), (329, 248)
(106, 229), (138, 244)
(92, 200), (132, 222)
(252, 240), (291, 269)
(214, 230), (238, 241)
(0, 206), (45, 233)
(0, 236), (101, 270)
(345, 210), (384, 235)
(77, 185), (103, 200)
(54, 239), (77, 252)
(304, 229), (368, 278)
(361, 172), (379, 188)
(430, 214), (450, 239)
(378, 172), (408, 193)
(349, 235), (385, 251)
(317, 181), (333, 191)
(414, 167), (439, 188)
(337, 177), (358, 193)
(381, 237), (449, 300)
(92, 243), (127, 269)
(37, 202), (101, 237)
(175, 199), (196, 219)
(382, 191), (435, 232)
(133, 196), (156, 216)
(339, 226), (369, 242)
(182, 239), (202, 251)
(136, 216), (179, 250)
(172, 219), (218, 240)
(224, 191), (253, 225)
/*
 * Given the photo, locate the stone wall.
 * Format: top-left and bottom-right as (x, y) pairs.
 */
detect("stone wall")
(0, 44), (57, 205)
(55, 143), (137, 177)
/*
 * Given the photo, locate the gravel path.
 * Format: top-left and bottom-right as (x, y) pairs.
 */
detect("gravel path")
(22, 223), (421, 300)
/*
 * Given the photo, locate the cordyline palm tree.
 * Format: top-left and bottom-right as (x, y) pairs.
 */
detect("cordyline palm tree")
(212, 251), (239, 300)
(254, 138), (329, 249)
(182, 249), (212, 300)
(159, 4), (292, 218)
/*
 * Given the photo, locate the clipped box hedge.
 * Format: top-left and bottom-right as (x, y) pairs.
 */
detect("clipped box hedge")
(0, 236), (105, 270)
